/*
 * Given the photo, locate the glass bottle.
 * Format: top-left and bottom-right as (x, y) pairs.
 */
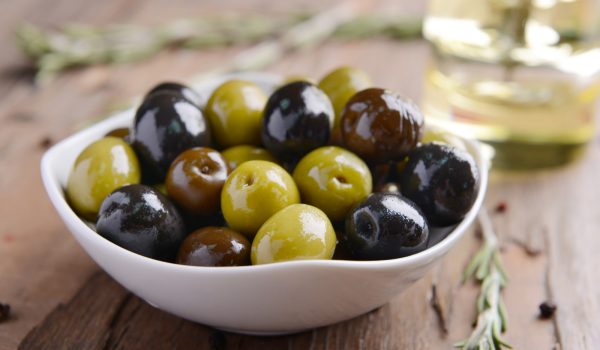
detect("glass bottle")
(422, 0), (600, 169)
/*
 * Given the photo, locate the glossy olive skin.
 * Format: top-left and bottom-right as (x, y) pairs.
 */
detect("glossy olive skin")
(251, 204), (336, 265)
(221, 145), (276, 170)
(341, 88), (423, 164)
(131, 91), (212, 181)
(293, 146), (372, 222)
(341, 192), (429, 260)
(401, 143), (479, 226)
(66, 137), (141, 220)
(221, 160), (300, 238)
(177, 227), (250, 266)
(318, 67), (371, 119)
(166, 147), (228, 216)
(96, 184), (186, 261)
(146, 82), (203, 107)
(205, 80), (267, 147)
(261, 81), (334, 163)
(318, 66), (371, 143)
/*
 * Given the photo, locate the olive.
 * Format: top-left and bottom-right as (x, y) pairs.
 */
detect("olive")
(401, 142), (479, 226)
(66, 137), (140, 220)
(341, 88), (423, 164)
(166, 147), (228, 216)
(205, 80), (267, 147)
(177, 227), (250, 266)
(131, 91), (212, 182)
(318, 66), (371, 143)
(96, 184), (186, 261)
(146, 82), (203, 107)
(251, 204), (336, 265)
(293, 146), (372, 222)
(221, 160), (300, 238)
(341, 192), (429, 260)
(261, 81), (334, 163)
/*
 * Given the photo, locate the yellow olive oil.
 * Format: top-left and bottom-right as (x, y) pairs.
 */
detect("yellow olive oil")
(423, 0), (600, 169)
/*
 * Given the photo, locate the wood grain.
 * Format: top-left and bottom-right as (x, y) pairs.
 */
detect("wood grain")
(0, 0), (598, 349)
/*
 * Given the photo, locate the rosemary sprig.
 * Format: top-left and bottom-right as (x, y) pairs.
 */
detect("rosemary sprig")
(15, 12), (422, 83)
(455, 210), (511, 350)
(334, 15), (422, 40)
(15, 14), (306, 83)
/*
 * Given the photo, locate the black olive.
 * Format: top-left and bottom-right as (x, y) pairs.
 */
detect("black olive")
(341, 192), (429, 260)
(261, 81), (334, 163)
(131, 91), (212, 182)
(401, 142), (479, 226)
(96, 184), (187, 261)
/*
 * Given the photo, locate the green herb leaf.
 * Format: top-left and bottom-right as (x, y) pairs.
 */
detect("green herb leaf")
(455, 210), (511, 350)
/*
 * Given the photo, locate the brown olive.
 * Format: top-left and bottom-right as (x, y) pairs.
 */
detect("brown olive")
(177, 227), (251, 266)
(166, 147), (228, 216)
(341, 88), (423, 164)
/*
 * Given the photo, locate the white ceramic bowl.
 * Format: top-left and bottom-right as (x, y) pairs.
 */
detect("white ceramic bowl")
(41, 72), (488, 335)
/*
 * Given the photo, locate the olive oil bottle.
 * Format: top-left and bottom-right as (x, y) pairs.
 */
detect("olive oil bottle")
(422, 0), (600, 169)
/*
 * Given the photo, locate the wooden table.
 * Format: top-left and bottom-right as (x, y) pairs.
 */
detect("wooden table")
(1, 0), (599, 349)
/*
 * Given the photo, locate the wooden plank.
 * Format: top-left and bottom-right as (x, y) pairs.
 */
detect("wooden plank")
(18, 273), (129, 350)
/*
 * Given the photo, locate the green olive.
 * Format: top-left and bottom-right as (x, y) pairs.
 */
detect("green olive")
(251, 204), (336, 265)
(66, 137), (141, 220)
(205, 80), (267, 147)
(221, 160), (300, 238)
(318, 66), (371, 142)
(221, 145), (276, 170)
(293, 146), (372, 222)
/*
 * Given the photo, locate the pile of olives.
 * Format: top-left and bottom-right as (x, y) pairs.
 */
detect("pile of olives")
(65, 67), (479, 267)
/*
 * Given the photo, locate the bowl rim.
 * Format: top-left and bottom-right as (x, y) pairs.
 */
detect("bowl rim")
(40, 72), (489, 274)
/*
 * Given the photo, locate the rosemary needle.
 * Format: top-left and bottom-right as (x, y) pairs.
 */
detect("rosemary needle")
(15, 12), (422, 83)
(456, 210), (511, 350)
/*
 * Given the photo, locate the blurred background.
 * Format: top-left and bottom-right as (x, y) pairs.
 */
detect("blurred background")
(6, 0), (600, 169)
